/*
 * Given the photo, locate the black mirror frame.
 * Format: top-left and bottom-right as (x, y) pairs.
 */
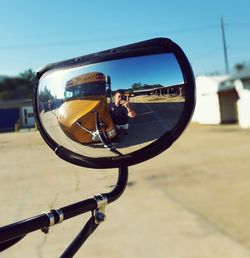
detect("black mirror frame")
(33, 38), (195, 169)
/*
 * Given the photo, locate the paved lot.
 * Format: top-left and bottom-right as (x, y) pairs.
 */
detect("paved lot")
(39, 96), (184, 157)
(0, 123), (250, 257)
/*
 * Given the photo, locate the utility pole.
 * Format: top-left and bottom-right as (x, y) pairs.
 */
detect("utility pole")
(221, 17), (230, 74)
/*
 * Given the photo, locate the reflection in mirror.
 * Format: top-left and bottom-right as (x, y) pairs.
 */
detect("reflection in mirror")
(37, 53), (185, 158)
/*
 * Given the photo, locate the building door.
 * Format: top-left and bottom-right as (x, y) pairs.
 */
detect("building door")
(218, 90), (239, 123)
(21, 106), (35, 127)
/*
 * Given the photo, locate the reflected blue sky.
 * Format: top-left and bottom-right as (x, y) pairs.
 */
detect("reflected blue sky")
(39, 53), (184, 98)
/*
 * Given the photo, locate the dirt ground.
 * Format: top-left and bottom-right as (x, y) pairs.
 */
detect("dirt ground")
(0, 123), (250, 258)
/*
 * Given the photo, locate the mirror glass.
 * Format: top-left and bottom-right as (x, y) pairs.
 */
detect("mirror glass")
(37, 53), (185, 157)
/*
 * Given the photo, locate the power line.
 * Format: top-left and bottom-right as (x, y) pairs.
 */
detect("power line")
(0, 21), (249, 51)
(0, 24), (219, 50)
(227, 22), (250, 28)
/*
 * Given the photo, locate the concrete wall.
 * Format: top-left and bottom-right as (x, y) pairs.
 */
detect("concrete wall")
(192, 93), (221, 124)
(0, 108), (19, 132)
(235, 79), (250, 128)
(193, 76), (250, 128)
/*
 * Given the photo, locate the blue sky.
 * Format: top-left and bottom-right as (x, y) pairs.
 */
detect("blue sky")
(0, 0), (250, 76)
(40, 53), (183, 98)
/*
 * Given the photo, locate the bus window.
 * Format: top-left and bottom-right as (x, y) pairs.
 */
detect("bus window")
(64, 72), (108, 100)
(65, 91), (73, 98)
(65, 82), (106, 100)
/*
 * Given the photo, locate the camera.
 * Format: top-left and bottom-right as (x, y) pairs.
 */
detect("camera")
(121, 95), (127, 101)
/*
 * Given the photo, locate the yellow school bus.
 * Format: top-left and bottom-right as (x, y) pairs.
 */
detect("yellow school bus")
(57, 72), (117, 144)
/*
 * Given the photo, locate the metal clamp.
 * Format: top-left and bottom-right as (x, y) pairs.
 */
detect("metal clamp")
(55, 209), (64, 224)
(41, 209), (64, 234)
(92, 194), (108, 224)
(41, 211), (55, 234)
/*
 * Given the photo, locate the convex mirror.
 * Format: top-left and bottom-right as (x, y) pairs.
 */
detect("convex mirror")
(34, 38), (195, 168)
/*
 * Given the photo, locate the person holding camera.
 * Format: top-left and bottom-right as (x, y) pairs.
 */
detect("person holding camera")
(109, 90), (136, 135)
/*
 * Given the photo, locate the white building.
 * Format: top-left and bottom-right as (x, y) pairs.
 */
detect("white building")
(192, 72), (250, 128)
(0, 99), (35, 132)
(234, 70), (250, 128)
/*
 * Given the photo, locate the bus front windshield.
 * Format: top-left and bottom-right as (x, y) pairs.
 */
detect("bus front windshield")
(65, 82), (106, 99)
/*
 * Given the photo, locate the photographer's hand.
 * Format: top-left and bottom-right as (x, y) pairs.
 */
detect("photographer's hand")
(123, 101), (130, 109)
(123, 101), (136, 118)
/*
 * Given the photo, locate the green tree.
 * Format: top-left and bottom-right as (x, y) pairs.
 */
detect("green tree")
(39, 86), (55, 102)
(0, 69), (35, 100)
(19, 69), (35, 81)
(234, 63), (245, 72)
(131, 82), (143, 90)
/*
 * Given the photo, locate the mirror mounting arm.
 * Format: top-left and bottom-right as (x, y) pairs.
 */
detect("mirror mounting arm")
(0, 167), (128, 254)
(105, 166), (128, 203)
(92, 194), (108, 224)
(60, 167), (128, 257)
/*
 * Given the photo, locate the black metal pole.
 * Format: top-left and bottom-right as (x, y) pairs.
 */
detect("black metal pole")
(60, 216), (98, 258)
(0, 235), (26, 252)
(59, 166), (128, 257)
(0, 166), (128, 253)
(105, 166), (128, 203)
(0, 198), (96, 245)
